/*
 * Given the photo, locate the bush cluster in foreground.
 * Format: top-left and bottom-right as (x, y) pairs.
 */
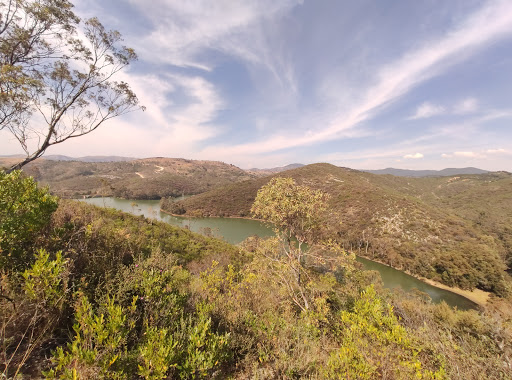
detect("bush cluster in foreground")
(1, 171), (511, 379)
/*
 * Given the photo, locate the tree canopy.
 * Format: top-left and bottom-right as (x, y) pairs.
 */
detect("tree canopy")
(251, 177), (338, 310)
(251, 177), (330, 249)
(0, 0), (143, 172)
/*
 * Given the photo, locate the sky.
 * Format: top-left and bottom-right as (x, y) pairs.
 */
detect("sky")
(2, 0), (512, 170)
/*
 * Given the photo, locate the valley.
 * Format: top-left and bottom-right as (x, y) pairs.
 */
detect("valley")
(2, 160), (511, 378)
(161, 163), (512, 297)
(81, 196), (481, 309)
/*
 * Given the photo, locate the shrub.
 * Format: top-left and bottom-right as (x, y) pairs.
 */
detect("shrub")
(0, 171), (58, 270)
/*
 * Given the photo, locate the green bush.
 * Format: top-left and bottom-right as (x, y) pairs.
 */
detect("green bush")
(45, 294), (135, 379)
(23, 249), (68, 309)
(325, 286), (446, 379)
(0, 170), (58, 270)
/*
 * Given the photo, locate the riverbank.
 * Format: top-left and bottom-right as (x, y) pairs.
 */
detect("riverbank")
(420, 277), (489, 306)
(160, 208), (265, 222)
(355, 255), (489, 307)
(161, 208), (489, 307)
(78, 197), (480, 309)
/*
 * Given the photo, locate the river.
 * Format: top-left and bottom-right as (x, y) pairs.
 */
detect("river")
(80, 197), (477, 310)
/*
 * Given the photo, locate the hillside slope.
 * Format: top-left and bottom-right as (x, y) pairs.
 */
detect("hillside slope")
(4, 176), (510, 378)
(1, 157), (255, 199)
(247, 163), (305, 176)
(162, 163), (511, 295)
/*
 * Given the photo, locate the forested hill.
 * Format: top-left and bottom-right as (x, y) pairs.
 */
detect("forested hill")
(0, 157), (255, 199)
(162, 163), (512, 295)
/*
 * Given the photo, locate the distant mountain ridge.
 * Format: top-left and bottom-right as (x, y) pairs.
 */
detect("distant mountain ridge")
(0, 154), (136, 162)
(247, 163), (304, 176)
(44, 155), (136, 162)
(364, 167), (489, 177)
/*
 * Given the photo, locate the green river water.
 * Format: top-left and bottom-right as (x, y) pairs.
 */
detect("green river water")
(80, 197), (478, 310)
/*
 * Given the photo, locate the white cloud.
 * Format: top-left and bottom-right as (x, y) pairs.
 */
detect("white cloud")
(454, 97), (478, 114)
(129, 0), (300, 90)
(403, 153), (424, 159)
(408, 97), (479, 120)
(23, 72), (225, 158)
(486, 148), (508, 154)
(442, 149), (510, 160)
(409, 102), (446, 120)
(204, 0), (512, 156)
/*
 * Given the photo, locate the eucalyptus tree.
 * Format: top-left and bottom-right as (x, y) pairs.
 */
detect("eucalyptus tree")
(0, 0), (143, 172)
(251, 177), (340, 310)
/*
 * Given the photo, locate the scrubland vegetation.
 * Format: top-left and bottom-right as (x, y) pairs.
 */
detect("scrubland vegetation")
(0, 157), (254, 199)
(162, 163), (512, 297)
(2, 170), (512, 379)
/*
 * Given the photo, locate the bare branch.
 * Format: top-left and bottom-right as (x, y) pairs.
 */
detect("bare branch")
(2, 1), (143, 172)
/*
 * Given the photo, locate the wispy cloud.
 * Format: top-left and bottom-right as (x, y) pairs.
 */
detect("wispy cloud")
(486, 148), (508, 155)
(454, 151), (481, 158)
(408, 102), (446, 120)
(408, 97), (479, 120)
(129, 0), (300, 88)
(42, 71), (226, 158)
(313, 107), (512, 170)
(453, 97), (478, 114)
(442, 148), (510, 159)
(204, 0), (512, 156)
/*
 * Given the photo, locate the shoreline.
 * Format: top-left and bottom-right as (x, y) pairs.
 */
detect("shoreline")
(165, 209), (490, 307)
(419, 277), (489, 307)
(75, 195), (486, 308)
(355, 255), (489, 307)
(159, 208), (263, 222)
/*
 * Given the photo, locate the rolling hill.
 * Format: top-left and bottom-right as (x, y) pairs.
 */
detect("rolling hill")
(0, 157), (255, 199)
(247, 163), (305, 176)
(161, 163), (512, 295)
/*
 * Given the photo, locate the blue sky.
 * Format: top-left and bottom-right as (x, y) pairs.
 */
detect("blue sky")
(2, 0), (512, 170)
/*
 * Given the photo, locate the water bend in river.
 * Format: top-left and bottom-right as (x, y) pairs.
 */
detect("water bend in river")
(80, 197), (477, 310)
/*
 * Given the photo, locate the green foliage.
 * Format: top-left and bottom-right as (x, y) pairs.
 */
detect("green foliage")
(2, 171), (511, 378)
(43, 248), (230, 379)
(250, 177), (347, 311)
(45, 294), (134, 379)
(325, 286), (446, 379)
(43, 199), (238, 298)
(23, 249), (67, 308)
(177, 304), (230, 379)
(138, 326), (177, 379)
(0, 170), (58, 269)
(251, 176), (329, 246)
(167, 163), (512, 295)
(1, 246), (68, 378)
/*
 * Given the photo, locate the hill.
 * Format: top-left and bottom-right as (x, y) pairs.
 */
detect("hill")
(44, 155), (137, 162)
(365, 167), (489, 177)
(0, 157), (255, 199)
(3, 172), (510, 378)
(162, 163), (512, 295)
(246, 163), (305, 176)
